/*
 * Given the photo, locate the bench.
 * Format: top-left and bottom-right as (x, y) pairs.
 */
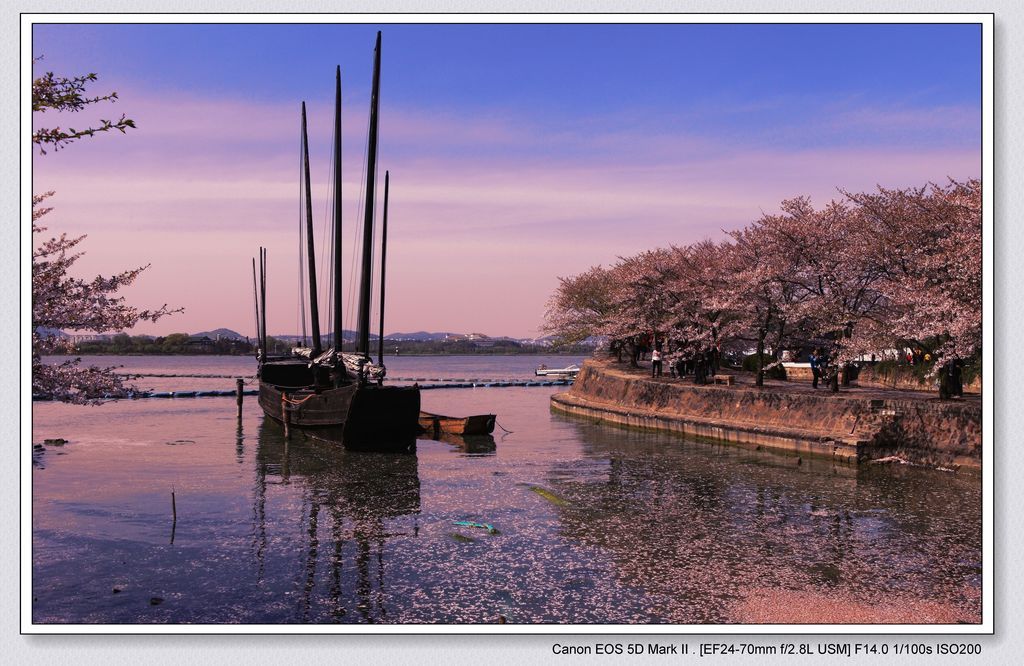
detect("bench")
(713, 374), (735, 386)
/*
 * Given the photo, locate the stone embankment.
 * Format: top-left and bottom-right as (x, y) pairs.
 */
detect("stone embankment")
(783, 363), (982, 394)
(550, 359), (981, 470)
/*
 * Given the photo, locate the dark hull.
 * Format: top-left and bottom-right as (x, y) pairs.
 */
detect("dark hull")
(259, 379), (420, 453)
(344, 384), (422, 452)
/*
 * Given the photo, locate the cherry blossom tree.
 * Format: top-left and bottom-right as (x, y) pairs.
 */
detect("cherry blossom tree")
(33, 66), (178, 403)
(725, 214), (812, 386)
(544, 179), (981, 393)
(32, 66), (136, 154)
(845, 180), (981, 364)
(659, 240), (739, 366)
(542, 265), (618, 345)
(604, 249), (679, 364)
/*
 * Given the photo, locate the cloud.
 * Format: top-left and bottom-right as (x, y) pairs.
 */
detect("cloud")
(32, 87), (981, 337)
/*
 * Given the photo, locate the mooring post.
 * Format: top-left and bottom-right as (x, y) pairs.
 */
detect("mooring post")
(236, 378), (244, 419)
(170, 488), (177, 545)
(281, 395), (290, 439)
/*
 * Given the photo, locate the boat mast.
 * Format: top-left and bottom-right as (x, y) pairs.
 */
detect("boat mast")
(378, 170), (389, 365)
(252, 257), (262, 363)
(356, 31), (382, 357)
(331, 66), (345, 361)
(301, 102), (322, 357)
(260, 247), (268, 359)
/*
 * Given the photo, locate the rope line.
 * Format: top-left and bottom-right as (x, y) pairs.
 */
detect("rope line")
(281, 393), (318, 407)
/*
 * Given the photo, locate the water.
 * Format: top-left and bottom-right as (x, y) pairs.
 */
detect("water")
(32, 355), (982, 624)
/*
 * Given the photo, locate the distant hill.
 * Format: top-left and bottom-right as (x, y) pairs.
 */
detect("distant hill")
(387, 331), (465, 341)
(192, 328), (246, 340)
(35, 327), (68, 338)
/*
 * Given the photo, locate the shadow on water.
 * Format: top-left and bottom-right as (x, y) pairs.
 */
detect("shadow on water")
(253, 419), (421, 623)
(421, 431), (497, 456)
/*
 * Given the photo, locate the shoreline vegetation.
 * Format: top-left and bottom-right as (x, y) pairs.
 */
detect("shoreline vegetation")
(55, 336), (595, 357)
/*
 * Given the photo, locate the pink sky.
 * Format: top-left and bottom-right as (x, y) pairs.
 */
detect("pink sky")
(33, 87), (980, 339)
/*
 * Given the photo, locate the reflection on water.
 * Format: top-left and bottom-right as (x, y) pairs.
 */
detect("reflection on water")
(549, 419), (982, 623)
(32, 357), (981, 624)
(253, 420), (421, 622)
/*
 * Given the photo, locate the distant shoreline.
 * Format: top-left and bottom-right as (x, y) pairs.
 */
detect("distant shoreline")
(44, 351), (590, 358)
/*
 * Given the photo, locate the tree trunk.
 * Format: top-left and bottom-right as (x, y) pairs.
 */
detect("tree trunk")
(938, 361), (951, 400)
(755, 330), (765, 387)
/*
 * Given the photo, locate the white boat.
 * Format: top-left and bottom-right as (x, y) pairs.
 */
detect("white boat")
(535, 364), (580, 377)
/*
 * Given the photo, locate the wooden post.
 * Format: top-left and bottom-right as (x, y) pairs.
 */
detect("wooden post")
(170, 489), (177, 545)
(281, 395), (290, 439)
(236, 378), (244, 419)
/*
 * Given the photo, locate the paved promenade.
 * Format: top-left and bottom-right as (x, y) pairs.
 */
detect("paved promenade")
(625, 361), (982, 404)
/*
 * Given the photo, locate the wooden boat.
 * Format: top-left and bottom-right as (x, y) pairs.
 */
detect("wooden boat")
(255, 32), (420, 452)
(418, 411), (496, 437)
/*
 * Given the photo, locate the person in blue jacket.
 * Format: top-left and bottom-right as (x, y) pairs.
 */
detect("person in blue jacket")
(809, 348), (822, 389)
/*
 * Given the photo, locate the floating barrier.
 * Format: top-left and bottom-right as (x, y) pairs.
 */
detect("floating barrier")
(118, 373), (254, 379)
(32, 378), (571, 401)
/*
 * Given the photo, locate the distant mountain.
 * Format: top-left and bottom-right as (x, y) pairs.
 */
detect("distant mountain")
(386, 331), (465, 341)
(192, 328), (246, 340)
(35, 327), (68, 338)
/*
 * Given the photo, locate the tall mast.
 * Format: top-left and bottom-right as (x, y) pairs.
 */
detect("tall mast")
(260, 247), (267, 359)
(301, 102), (322, 356)
(252, 257), (262, 363)
(378, 170), (389, 365)
(332, 66), (344, 357)
(357, 31), (382, 357)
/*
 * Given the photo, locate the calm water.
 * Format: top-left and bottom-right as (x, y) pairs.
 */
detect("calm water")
(32, 355), (982, 624)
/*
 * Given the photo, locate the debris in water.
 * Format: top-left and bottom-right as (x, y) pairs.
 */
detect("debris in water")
(528, 485), (568, 506)
(450, 533), (475, 543)
(149, 597), (164, 606)
(43, 438), (67, 446)
(871, 455), (909, 465)
(453, 520), (498, 534)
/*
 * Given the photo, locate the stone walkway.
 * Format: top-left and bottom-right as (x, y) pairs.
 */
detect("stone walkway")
(617, 361), (982, 404)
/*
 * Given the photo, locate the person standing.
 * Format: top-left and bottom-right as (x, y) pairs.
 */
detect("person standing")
(651, 346), (663, 377)
(810, 349), (821, 389)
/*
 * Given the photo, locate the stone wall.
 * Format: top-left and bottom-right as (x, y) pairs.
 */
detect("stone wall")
(552, 360), (981, 469)
(855, 365), (982, 394)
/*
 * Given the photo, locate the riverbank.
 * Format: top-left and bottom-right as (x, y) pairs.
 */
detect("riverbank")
(551, 359), (981, 470)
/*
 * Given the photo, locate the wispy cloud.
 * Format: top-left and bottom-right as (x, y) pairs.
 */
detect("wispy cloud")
(32, 87), (980, 337)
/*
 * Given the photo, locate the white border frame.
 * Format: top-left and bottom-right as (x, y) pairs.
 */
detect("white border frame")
(20, 12), (995, 635)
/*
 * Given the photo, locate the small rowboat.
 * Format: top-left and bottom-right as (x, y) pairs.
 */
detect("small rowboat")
(419, 411), (496, 436)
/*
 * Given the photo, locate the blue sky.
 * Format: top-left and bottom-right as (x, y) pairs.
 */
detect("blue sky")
(31, 22), (982, 337)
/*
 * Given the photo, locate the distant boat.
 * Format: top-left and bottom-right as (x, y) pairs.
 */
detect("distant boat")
(535, 364), (580, 378)
(419, 411), (496, 437)
(255, 32), (420, 452)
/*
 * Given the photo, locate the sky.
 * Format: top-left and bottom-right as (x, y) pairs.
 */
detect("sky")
(30, 21), (982, 339)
